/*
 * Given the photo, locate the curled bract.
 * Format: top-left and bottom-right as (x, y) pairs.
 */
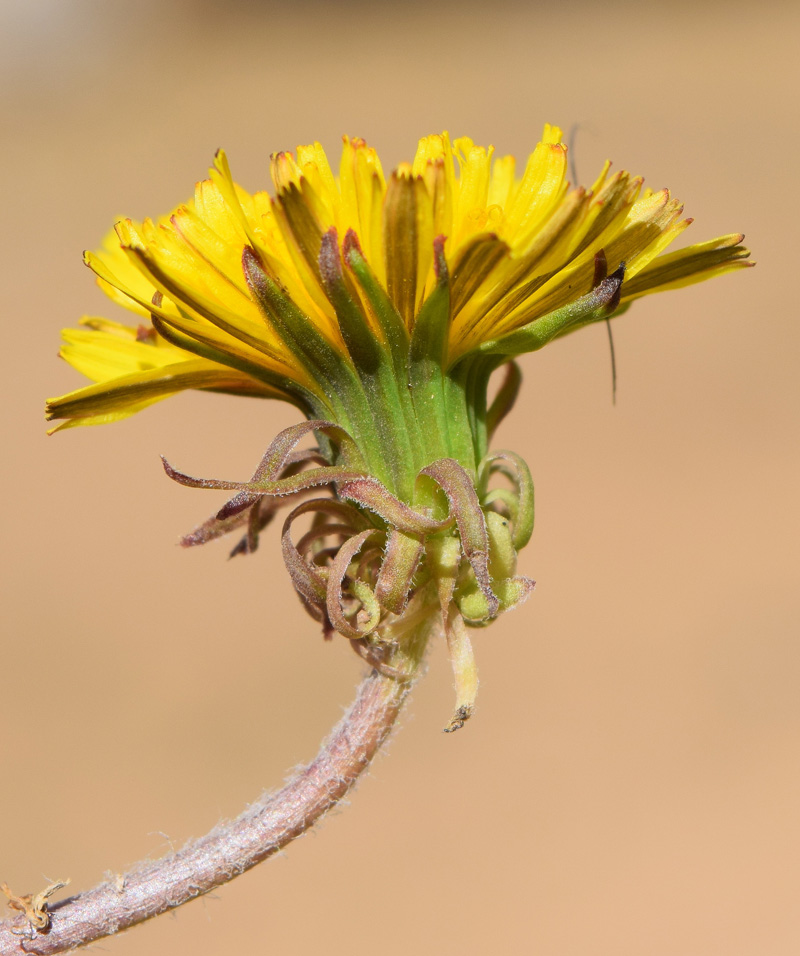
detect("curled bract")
(166, 418), (535, 730)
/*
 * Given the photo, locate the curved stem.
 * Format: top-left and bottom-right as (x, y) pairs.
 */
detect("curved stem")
(0, 638), (426, 955)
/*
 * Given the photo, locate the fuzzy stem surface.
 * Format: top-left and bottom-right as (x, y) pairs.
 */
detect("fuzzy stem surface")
(0, 643), (425, 955)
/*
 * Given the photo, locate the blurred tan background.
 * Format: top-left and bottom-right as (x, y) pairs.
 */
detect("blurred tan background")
(2, 0), (798, 953)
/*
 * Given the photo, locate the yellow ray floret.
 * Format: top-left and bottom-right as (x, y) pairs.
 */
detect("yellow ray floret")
(46, 126), (752, 430)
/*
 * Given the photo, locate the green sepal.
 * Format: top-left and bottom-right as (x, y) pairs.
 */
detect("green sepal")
(408, 237), (453, 464)
(479, 450), (534, 550)
(281, 497), (373, 638)
(341, 476), (452, 535)
(447, 353), (507, 468)
(375, 529), (424, 615)
(474, 264), (625, 358)
(455, 511), (534, 624)
(553, 300), (631, 341)
(443, 359), (487, 472)
(420, 457), (499, 620)
(319, 228), (385, 374)
(161, 418), (367, 515)
(243, 247), (390, 483)
(342, 229), (410, 375)
(319, 229), (419, 498)
(243, 247), (352, 397)
(326, 529), (383, 638)
(343, 231), (425, 484)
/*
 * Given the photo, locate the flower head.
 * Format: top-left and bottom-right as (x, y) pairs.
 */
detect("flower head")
(46, 126), (751, 729)
(47, 126), (749, 443)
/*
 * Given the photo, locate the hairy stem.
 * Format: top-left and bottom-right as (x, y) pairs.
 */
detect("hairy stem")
(0, 630), (428, 955)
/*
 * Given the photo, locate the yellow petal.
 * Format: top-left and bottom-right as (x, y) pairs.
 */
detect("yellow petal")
(383, 168), (420, 327)
(46, 358), (278, 430)
(622, 234), (752, 299)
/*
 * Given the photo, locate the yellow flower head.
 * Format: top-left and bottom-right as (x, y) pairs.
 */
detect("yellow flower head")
(47, 124), (750, 451)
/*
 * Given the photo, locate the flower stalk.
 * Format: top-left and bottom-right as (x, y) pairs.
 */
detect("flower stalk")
(0, 627), (429, 955)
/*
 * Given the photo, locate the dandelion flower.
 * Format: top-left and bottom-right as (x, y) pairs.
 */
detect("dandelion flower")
(46, 126), (751, 729)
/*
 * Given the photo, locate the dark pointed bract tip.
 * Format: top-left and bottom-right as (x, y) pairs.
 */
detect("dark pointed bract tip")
(433, 234), (448, 282)
(241, 244), (259, 270)
(242, 245), (270, 294)
(217, 491), (255, 521)
(342, 227), (363, 262)
(228, 538), (250, 559)
(607, 261), (625, 313)
(593, 249), (608, 286)
(318, 227), (342, 287)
